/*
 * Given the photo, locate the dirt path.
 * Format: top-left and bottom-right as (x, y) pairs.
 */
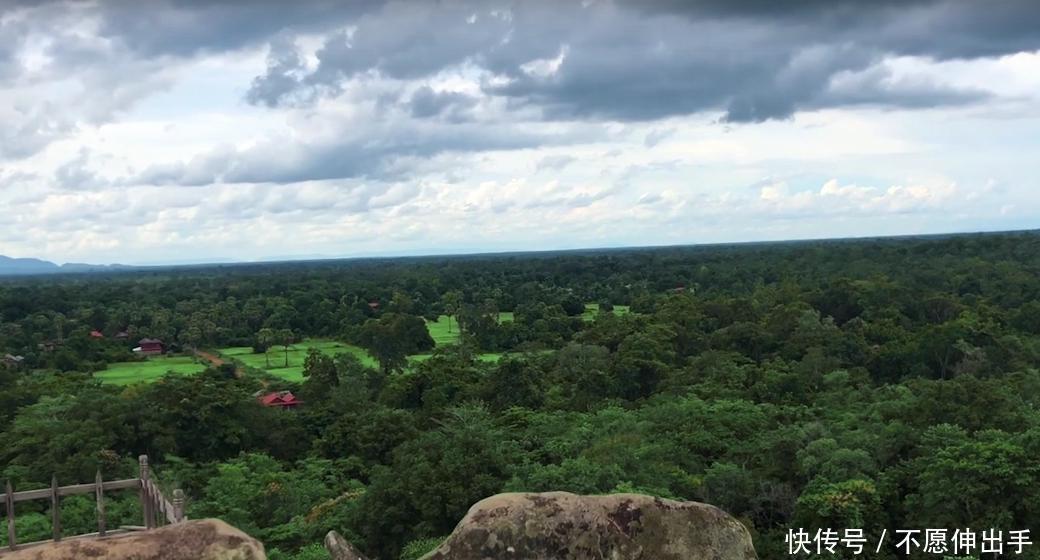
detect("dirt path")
(195, 349), (243, 378)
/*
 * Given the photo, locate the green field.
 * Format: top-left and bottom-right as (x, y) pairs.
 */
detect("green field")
(582, 303), (630, 321)
(218, 339), (377, 382)
(101, 305), (629, 385)
(425, 316), (462, 346)
(425, 313), (515, 346)
(220, 334), (511, 381)
(96, 356), (206, 385)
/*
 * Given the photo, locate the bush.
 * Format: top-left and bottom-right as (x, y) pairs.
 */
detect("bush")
(400, 537), (445, 560)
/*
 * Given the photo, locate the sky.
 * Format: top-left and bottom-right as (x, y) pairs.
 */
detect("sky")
(0, 0), (1038, 265)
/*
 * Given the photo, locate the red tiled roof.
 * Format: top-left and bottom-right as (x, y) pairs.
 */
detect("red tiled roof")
(258, 391), (302, 407)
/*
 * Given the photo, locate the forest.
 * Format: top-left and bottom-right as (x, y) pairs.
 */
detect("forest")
(1, 231), (1039, 559)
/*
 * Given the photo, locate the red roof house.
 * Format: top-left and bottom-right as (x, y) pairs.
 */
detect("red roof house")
(134, 338), (164, 355)
(258, 391), (303, 409)
(90, 330), (105, 339)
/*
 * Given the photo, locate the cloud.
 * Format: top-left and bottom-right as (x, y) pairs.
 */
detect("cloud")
(244, 37), (312, 108)
(241, 1), (1039, 122)
(757, 178), (959, 217)
(92, 1), (379, 59)
(406, 85), (479, 119)
(53, 149), (110, 190)
(129, 115), (597, 186)
(0, 1), (1037, 263)
(821, 62), (990, 109)
(643, 128), (675, 148)
(535, 154), (576, 172)
(0, 103), (73, 159)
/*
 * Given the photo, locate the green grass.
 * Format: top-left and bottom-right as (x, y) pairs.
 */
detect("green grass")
(581, 303), (631, 321)
(425, 313), (515, 345)
(218, 339), (377, 382)
(105, 304), (628, 385)
(96, 356), (206, 385)
(425, 316), (462, 346)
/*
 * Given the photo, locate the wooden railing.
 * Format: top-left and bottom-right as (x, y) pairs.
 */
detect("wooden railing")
(0, 455), (185, 554)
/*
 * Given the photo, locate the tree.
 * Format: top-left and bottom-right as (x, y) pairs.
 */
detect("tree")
(302, 348), (337, 388)
(358, 313), (434, 374)
(277, 328), (295, 368)
(257, 328), (275, 368)
(354, 405), (519, 559)
(442, 291), (462, 334)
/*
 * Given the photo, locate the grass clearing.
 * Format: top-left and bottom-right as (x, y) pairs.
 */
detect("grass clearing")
(425, 316), (461, 346)
(425, 313), (515, 346)
(581, 303), (631, 321)
(219, 339), (377, 382)
(96, 355), (206, 385)
(104, 305), (626, 385)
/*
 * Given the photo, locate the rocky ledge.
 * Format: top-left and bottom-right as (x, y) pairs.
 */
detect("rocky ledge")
(1, 519), (264, 560)
(327, 491), (758, 560)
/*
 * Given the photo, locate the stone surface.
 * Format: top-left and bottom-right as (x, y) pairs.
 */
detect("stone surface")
(325, 530), (368, 560)
(2, 519), (265, 560)
(326, 491), (758, 560)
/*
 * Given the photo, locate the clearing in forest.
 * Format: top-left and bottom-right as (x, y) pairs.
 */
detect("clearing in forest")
(95, 355), (206, 385)
(218, 339), (377, 382)
(582, 303), (631, 321)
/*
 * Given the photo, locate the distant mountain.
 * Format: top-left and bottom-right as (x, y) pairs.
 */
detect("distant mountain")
(0, 255), (61, 275)
(0, 255), (132, 276)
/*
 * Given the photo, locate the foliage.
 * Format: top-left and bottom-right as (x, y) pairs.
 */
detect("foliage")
(2, 232), (1040, 558)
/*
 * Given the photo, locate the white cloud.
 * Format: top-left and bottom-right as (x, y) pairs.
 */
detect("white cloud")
(0, 2), (1038, 263)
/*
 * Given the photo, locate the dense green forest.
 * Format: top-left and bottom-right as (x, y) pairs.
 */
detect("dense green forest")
(2, 232), (1039, 559)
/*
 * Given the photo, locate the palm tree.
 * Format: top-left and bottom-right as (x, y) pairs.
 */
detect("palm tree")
(257, 328), (275, 368)
(443, 290), (462, 334)
(278, 328), (294, 368)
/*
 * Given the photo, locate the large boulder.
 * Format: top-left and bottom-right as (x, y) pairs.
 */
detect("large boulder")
(3, 519), (265, 560)
(326, 492), (757, 560)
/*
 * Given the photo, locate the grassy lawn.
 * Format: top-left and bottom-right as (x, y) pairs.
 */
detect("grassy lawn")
(425, 315), (461, 346)
(218, 339), (377, 382)
(105, 304), (628, 385)
(426, 312), (517, 346)
(581, 303), (631, 321)
(96, 355), (206, 385)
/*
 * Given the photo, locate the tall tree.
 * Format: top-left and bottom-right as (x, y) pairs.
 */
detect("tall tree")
(257, 328), (275, 368)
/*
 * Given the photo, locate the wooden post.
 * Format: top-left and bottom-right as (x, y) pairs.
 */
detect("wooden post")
(172, 489), (185, 523)
(51, 475), (61, 542)
(5, 480), (15, 551)
(138, 455), (154, 529)
(95, 471), (106, 537)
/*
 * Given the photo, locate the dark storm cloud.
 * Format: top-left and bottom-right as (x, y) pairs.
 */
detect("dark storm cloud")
(2, 0), (1037, 171)
(92, 0), (381, 58)
(242, 0), (1039, 122)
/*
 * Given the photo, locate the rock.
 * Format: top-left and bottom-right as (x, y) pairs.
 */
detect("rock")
(325, 492), (757, 560)
(3, 519), (265, 560)
(325, 530), (368, 560)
